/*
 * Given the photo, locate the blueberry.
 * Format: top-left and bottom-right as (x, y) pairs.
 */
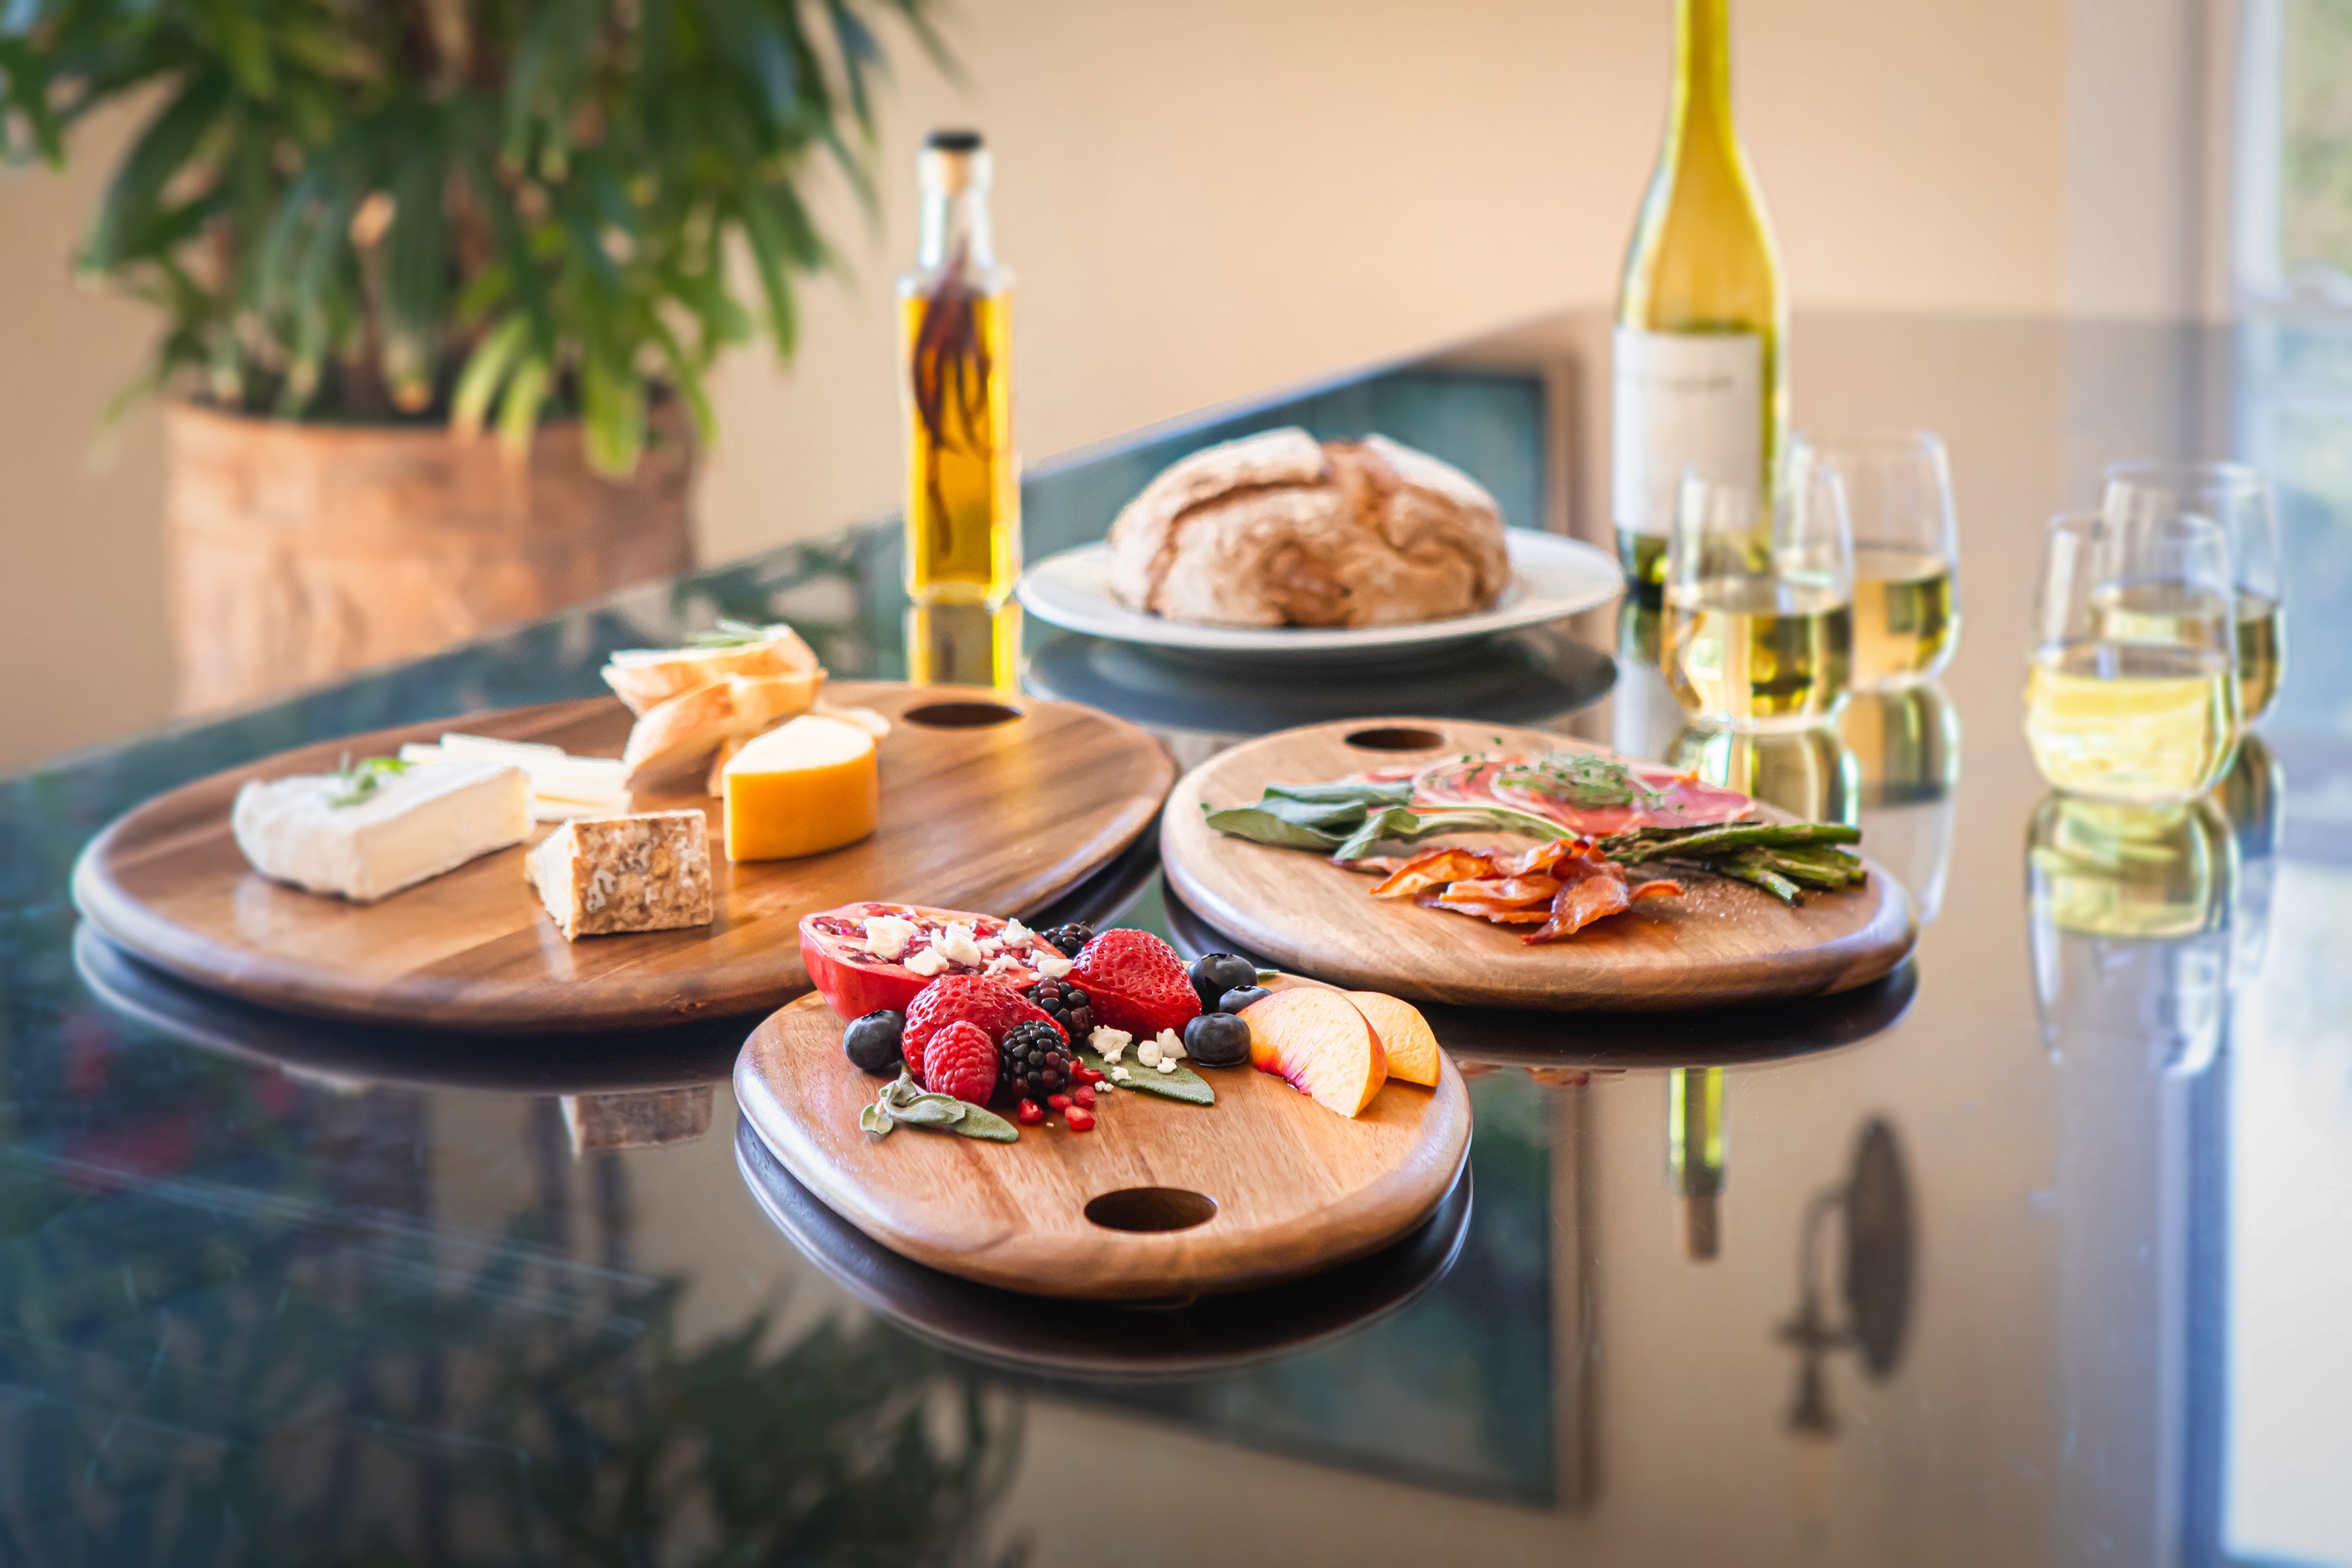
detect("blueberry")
(843, 1009), (906, 1075)
(1218, 985), (1273, 1015)
(1183, 1011), (1252, 1068)
(1189, 951), (1256, 1009)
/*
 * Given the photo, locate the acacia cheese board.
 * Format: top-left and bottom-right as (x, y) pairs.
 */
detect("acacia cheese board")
(1158, 718), (1916, 1012)
(734, 990), (1473, 1301)
(71, 683), (1174, 1033)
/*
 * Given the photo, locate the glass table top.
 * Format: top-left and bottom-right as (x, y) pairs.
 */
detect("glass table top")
(5, 306), (2352, 1564)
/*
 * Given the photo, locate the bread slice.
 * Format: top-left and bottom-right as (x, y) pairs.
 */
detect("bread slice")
(621, 668), (826, 789)
(601, 625), (821, 716)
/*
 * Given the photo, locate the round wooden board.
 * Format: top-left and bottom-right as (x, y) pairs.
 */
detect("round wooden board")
(734, 992), (1473, 1301)
(1160, 717), (1916, 1012)
(72, 683), (1173, 1033)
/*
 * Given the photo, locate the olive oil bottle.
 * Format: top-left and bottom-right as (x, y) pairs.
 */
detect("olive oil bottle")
(1614, 0), (1787, 598)
(901, 131), (1019, 605)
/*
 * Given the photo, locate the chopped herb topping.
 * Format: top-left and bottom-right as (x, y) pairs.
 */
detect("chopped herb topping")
(1495, 751), (1665, 809)
(685, 617), (784, 649)
(327, 755), (411, 808)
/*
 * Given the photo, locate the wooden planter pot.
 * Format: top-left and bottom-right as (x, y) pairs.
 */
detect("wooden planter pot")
(165, 400), (696, 713)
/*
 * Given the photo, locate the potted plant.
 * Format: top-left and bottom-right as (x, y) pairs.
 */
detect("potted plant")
(0, 0), (940, 710)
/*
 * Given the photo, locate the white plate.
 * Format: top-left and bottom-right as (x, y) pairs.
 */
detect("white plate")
(1015, 530), (1625, 668)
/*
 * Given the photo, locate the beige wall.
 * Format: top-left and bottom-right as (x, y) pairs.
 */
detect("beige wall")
(0, 0), (2178, 768)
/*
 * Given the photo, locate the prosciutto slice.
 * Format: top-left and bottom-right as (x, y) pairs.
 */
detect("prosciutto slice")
(1367, 751), (1755, 836)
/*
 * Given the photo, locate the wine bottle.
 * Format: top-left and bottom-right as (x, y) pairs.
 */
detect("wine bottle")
(1614, 0), (1787, 598)
(902, 130), (1020, 606)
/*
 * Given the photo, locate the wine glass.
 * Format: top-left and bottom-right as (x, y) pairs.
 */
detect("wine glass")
(1663, 465), (1854, 732)
(2024, 510), (2240, 804)
(2101, 460), (2285, 722)
(1791, 433), (1960, 689)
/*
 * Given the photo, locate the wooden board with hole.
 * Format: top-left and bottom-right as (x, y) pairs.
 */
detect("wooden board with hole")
(1160, 718), (1916, 1013)
(735, 991), (1472, 1300)
(72, 683), (1174, 1033)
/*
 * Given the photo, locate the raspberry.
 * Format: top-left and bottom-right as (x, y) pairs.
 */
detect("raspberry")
(1070, 928), (1203, 1038)
(902, 975), (1062, 1081)
(921, 1020), (998, 1105)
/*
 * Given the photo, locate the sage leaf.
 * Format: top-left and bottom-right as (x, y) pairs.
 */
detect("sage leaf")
(1202, 806), (1343, 850)
(1080, 1051), (1215, 1106)
(893, 1098), (966, 1128)
(1264, 780), (1414, 808)
(951, 1103), (1020, 1142)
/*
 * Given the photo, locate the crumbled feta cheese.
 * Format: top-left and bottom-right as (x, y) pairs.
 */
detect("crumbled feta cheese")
(1157, 1057), (1177, 1073)
(1110, 1066), (1132, 1081)
(1155, 1028), (1186, 1061)
(1094, 1080), (1113, 1094)
(936, 922), (985, 968)
(1136, 1041), (1161, 1067)
(860, 915), (918, 962)
(903, 946), (947, 977)
(983, 953), (1025, 977)
(977, 936), (1004, 956)
(1089, 1027), (1131, 1060)
(1002, 917), (1033, 945)
(1033, 952), (1074, 980)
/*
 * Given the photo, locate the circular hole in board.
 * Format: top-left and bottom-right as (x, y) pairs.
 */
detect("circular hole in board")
(902, 701), (1024, 729)
(1084, 1186), (1220, 1233)
(1342, 725), (1447, 752)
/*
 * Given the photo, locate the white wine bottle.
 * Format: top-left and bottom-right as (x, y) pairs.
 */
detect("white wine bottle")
(1614, 0), (1787, 598)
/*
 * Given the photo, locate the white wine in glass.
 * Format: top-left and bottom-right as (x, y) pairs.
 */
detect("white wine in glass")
(2102, 461), (2284, 723)
(1664, 468), (1854, 732)
(1850, 546), (1959, 685)
(1795, 433), (1960, 687)
(1614, 0), (1785, 598)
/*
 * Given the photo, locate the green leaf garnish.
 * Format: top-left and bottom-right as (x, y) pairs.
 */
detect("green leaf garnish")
(1494, 750), (1665, 809)
(1081, 1050), (1215, 1105)
(327, 755), (412, 808)
(858, 1071), (1019, 1141)
(685, 617), (785, 649)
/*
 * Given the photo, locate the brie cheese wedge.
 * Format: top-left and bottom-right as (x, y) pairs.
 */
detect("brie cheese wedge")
(231, 760), (531, 903)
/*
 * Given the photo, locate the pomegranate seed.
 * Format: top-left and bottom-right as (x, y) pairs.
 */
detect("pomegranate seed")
(1066, 1106), (1096, 1132)
(1074, 1065), (1104, 1084)
(1015, 1099), (1044, 1126)
(1047, 1093), (1071, 1110)
(1073, 1085), (1096, 1108)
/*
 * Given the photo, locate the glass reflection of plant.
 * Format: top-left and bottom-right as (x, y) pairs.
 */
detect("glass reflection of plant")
(0, 1052), (1023, 1565)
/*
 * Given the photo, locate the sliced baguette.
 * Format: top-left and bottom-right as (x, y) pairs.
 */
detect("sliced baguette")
(601, 625), (821, 716)
(621, 668), (826, 788)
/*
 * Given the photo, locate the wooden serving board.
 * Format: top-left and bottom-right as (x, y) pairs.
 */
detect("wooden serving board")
(1160, 718), (1916, 1012)
(73, 683), (1173, 1033)
(735, 992), (1473, 1301)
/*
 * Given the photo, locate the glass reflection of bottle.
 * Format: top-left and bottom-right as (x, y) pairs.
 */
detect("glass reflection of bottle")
(2210, 730), (2282, 987)
(1667, 722), (1858, 826)
(2027, 794), (2235, 1075)
(1612, 600), (1690, 762)
(1669, 1066), (1727, 1260)
(906, 600), (1022, 693)
(1840, 685), (1961, 923)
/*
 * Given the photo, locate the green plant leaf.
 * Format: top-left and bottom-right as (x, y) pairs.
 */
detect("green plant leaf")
(381, 129), (449, 411)
(497, 355), (551, 456)
(1200, 806), (1345, 851)
(82, 71), (230, 272)
(1079, 1052), (1216, 1106)
(452, 315), (530, 438)
(581, 349), (646, 476)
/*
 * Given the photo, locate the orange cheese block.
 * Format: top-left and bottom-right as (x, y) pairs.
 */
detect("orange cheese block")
(721, 714), (879, 861)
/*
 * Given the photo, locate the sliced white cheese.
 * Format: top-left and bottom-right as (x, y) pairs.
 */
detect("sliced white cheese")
(231, 760), (529, 903)
(399, 737), (630, 823)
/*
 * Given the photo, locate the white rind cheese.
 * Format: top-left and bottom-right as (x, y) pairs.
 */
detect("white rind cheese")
(231, 760), (531, 903)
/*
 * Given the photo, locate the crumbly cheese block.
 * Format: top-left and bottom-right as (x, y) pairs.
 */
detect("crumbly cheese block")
(231, 760), (531, 904)
(525, 809), (714, 940)
(721, 714), (879, 862)
(601, 625), (821, 715)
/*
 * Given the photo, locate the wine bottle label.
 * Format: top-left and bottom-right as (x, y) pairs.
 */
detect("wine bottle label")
(1612, 329), (1765, 538)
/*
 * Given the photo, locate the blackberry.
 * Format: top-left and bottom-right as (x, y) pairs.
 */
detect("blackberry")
(1037, 921), (1096, 958)
(1022, 977), (1095, 1041)
(996, 1019), (1075, 1103)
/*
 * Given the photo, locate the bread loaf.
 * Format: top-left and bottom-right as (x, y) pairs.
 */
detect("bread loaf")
(1105, 429), (1511, 628)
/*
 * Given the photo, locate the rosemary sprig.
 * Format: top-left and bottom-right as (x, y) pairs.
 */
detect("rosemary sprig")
(327, 755), (412, 808)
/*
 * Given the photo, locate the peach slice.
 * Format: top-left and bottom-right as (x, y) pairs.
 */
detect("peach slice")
(1345, 992), (1441, 1087)
(1241, 988), (1387, 1118)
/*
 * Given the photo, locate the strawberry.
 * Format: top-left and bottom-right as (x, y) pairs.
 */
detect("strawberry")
(922, 1020), (998, 1105)
(1070, 928), (1202, 1038)
(901, 975), (1062, 1082)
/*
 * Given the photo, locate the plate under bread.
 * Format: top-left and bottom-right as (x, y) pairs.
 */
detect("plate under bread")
(1015, 530), (1624, 669)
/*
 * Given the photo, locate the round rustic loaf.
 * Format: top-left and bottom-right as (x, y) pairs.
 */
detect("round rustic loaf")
(1105, 428), (1512, 628)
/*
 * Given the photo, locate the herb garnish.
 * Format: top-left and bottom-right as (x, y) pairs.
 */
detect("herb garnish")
(327, 755), (411, 808)
(1495, 751), (1665, 809)
(858, 1072), (1019, 1141)
(685, 617), (783, 649)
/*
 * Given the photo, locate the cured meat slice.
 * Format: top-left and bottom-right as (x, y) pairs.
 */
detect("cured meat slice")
(1384, 750), (1755, 836)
